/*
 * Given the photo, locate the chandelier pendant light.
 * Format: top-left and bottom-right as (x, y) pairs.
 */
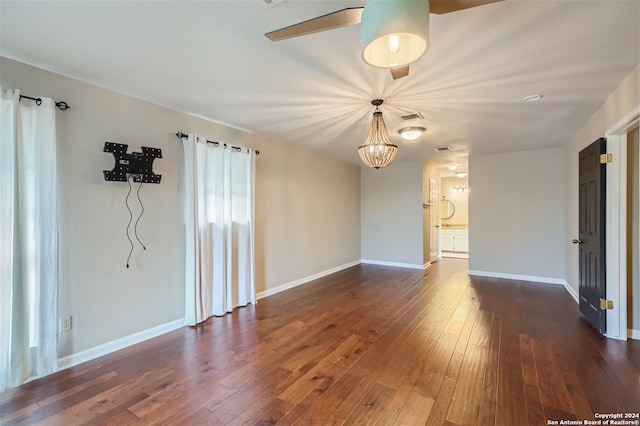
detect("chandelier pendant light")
(361, 0), (430, 69)
(358, 99), (398, 169)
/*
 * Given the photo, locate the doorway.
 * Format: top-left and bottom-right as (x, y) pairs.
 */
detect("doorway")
(604, 106), (639, 340)
(440, 175), (469, 259)
(626, 125), (639, 339)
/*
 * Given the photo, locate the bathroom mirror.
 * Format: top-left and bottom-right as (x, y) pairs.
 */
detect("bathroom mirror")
(441, 199), (455, 219)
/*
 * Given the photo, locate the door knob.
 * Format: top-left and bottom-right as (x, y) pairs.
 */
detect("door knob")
(572, 239), (583, 244)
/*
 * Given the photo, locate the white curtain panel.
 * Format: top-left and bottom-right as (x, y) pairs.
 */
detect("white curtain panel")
(0, 89), (58, 391)
(182, 134), (256, 326)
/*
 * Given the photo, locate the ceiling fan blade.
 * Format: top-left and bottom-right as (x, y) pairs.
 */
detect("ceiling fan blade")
(265, 7), (364, 41)
(391, 66), (410, 80)
(430, 0), (503, 14)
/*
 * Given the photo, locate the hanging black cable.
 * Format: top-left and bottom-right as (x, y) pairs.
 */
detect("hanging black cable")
(175, 131), (260, 154)
(134, 178), (146, 251)
(19, 94), (70, 111)
(124, 175), (135, 268)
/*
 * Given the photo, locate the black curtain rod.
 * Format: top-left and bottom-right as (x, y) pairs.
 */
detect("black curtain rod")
(19, 94), (70, 111)
(176, 131), (260, 155)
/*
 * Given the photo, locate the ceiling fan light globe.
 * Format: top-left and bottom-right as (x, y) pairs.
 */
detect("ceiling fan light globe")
(361, 0), (430, 69)
(363, 33), (428, 68)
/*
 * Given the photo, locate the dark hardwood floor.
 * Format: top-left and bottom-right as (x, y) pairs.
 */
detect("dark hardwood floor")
(1, 259), (639, 425)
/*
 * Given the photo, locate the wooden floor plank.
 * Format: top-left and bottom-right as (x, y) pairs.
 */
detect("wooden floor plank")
(530, 339), (575, 414)
(413, 331), (459, 400)
(1, 260), (639, 425)
(373, 383), (412, 426)
(33, 368), (174, 425)
(495, 361), (528, 426)
(342, 382), (396, 425)
(424, 376), (457, 426)
(476, 315), (500, 426)
(392, 390), (434, 426)
(524, 383), (546, 426)
(446, 342), (487, 425)
(560, 367), (595, 420)
(206, 367), (292, 425)
(277, 334), (370, 406)
(291, 372), (363, 425)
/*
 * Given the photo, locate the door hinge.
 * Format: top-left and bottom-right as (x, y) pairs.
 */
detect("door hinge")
(600, 153), (613, 164)
(600, 299), (614, 310)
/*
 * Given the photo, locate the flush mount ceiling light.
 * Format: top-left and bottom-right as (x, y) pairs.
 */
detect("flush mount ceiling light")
(358, 99), (398, 169)
(455, 170), (468, 178)
(361, 0), (430, 70)
(447, 164), (459, 171)
(398, 126), (427, 141)
(524, 94), (543, 102)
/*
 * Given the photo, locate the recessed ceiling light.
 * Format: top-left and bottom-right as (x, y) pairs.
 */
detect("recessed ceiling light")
(398, 126), (426, 140)
(524, 94), (543, 102)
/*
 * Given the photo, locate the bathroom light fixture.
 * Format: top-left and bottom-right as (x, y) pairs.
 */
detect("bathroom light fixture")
(358, 99), (398, 169)
(398, 126), (426, 140)
(361, 0), (430, 69)
(447, 164), (458, 171)
(452, 185), (468, 193)
(455, 170), (468, 178)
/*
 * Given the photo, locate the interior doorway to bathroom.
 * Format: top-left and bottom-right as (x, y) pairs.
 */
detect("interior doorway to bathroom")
(440, 175), (469, 259)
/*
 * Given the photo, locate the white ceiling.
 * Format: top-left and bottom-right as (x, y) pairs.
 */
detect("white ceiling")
(1, 0), (638, 169)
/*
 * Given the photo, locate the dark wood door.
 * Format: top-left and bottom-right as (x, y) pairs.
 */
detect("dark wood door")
(577, 138), (606, 333)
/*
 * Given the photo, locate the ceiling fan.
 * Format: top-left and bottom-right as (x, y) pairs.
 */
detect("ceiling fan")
(265, 0), (503, 80)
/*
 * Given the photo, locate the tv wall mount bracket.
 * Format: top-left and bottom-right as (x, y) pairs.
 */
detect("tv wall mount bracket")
(103, 142), (162, 183)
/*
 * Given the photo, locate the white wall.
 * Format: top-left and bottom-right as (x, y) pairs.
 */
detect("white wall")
(361, 162), (424, 267)
(469, 147), (566, 281)
(1, 57), (361, 358)
(257, 140), (361, 291)
(565, 64), (640, 297)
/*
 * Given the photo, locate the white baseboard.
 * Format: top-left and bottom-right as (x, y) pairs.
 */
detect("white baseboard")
(467, 270), (581, 303)
(563, 282), (579, 304)
(361, 259), (425, 270)
(256, 260), (361, 300)
(257, 259), (431, 300)
(629, 329), (640, 340)
(441, 252), (469, 259)
(468, 270), (567, 285)
(57, 318), (185, 372)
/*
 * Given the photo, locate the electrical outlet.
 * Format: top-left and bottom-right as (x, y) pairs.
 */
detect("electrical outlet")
(60, 316), (72, 332)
